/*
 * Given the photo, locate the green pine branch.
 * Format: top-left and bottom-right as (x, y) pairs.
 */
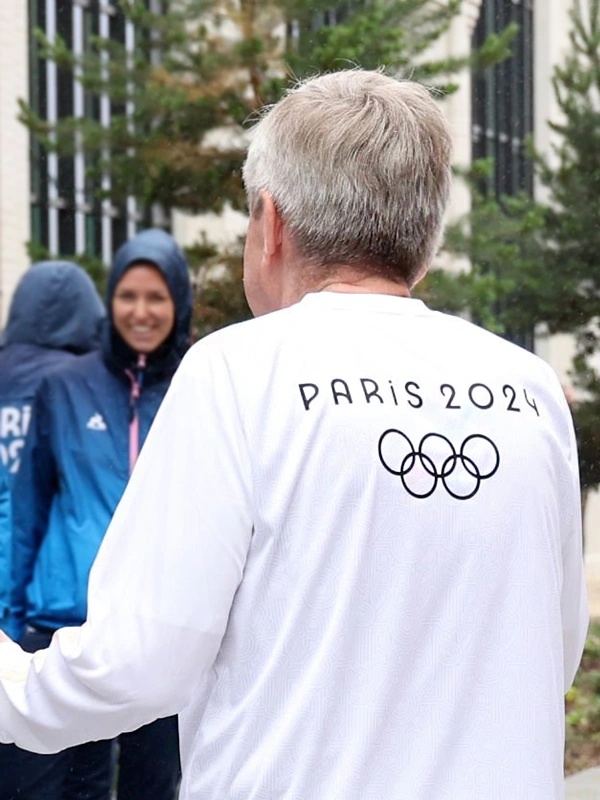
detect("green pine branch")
(20, 0), (516, 336)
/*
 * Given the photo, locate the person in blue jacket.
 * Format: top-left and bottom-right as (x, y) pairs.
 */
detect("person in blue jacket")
(4, 229), (192, 800)
(0, 261), (104, 635)
(0, 472), (11, 628)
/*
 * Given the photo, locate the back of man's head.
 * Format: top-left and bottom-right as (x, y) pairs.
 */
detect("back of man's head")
(243, 69), (452, 287)
(3, 261), (105, 354)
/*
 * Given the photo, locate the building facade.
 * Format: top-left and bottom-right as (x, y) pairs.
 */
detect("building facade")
(0, 1), (30, 328)
(0, 1), (596, 543)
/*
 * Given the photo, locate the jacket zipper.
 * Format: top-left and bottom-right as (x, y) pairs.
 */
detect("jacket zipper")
(125, 353), (147, 475)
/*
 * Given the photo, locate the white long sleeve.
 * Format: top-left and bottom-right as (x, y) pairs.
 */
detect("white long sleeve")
(560, 394), (589, 690)
(0, 341), (253, 753)
(0, 294), (590, 800)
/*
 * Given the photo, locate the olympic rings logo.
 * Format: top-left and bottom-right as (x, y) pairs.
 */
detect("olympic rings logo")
(378, 429), (500, 500)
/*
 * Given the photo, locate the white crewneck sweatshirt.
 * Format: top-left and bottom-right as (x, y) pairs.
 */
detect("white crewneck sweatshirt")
(0, 294), (588, 800)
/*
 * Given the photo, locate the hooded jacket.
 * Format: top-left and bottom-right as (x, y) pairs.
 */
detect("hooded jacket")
(9, 231), (192, 640)
(0, 262), (104, 632)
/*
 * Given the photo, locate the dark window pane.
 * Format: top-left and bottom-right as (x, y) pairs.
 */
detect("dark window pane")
(83, 5), (100, 121)
(110, 6), (127, 118)
(471, 0), (535, 350)
(59, 207), (76, 254)
(112, 210), (128, 253)
(31, 204), (49, 252)
(138, 206), (153, 232)
(58, 154), (75, 209)
(29, 0), (49, 250)
(29, 0), (47, 119)
(86, 212), (102, 259)
(472, 0), (534, 197)
(55, 2), (75, 250)
(110, 5), (126, 44)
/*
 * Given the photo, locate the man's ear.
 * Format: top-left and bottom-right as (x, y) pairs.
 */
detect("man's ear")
(261, 191), (284, 262)
(409, 263), (428, 290)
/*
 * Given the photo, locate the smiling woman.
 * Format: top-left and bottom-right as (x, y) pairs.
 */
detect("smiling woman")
(0, 229), (193, 800)
(112, 264), (176, 354)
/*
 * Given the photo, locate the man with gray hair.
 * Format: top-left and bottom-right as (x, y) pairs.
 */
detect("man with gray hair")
(0, 70), (588, 800)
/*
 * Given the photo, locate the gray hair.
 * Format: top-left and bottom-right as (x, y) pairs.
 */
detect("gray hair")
(242, 69), (452, 286)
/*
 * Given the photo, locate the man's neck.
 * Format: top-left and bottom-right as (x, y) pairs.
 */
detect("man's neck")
(313, 281), (411, 298)
(309, 272), (412, 299)
(273, 259), (416, 312)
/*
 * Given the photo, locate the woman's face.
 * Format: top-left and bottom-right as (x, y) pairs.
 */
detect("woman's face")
(112, 264), (175, 354)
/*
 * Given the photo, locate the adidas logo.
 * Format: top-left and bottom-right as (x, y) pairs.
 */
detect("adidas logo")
(86, 413), (107, 432)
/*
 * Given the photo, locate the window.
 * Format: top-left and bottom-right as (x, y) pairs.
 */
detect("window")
(472, 0), (534, 197)
(29, 0), (49, 250)
(28, 0), (146, 264)
(286, 2), (356, 56)
(471, 0), (535, 350)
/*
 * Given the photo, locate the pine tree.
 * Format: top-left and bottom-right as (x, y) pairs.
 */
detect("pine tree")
(421, 0), (600, 490)
(537, 0), (600, 351)
(21, 0), (515, 334)
(416, 160), (546, 343)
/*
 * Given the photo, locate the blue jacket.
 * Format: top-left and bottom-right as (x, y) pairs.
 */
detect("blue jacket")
(0, 262), (104, 633)
(0, 471), (11, 628)
(11, 231), (192, 640)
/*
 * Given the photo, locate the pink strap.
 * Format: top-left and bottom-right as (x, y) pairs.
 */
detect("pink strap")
(129, 414), (140, 475)
(126, 354), (146, 474)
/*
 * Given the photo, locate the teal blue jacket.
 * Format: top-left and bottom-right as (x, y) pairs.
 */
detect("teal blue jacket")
(0, 260), (104, 635)
(10, 231), (192, 641)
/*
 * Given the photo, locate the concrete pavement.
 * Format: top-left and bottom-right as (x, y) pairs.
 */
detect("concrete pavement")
(566, 767), (600, 799)
(563, 562), (600, 797)
(586, 558), (600, 619)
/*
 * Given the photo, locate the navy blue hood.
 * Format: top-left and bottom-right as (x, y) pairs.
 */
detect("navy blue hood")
(103, 229), (193, 380)
(3, 261), (105, 353)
